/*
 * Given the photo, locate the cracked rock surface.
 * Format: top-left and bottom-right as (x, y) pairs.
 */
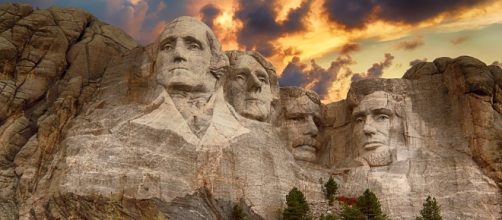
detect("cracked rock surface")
(0, 4), (501, 220)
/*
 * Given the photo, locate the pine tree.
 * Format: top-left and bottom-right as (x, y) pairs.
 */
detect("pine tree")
(356, 189), (387, 220)
(283, 187), (310, 220)
(340, 205), (365, 220)
(324, 176), (338, 206)
(416, 196), (442, 220)
(320, 213), (338, 220)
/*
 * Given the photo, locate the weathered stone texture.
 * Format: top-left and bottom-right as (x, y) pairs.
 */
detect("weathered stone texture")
(0, 4), (500, 220)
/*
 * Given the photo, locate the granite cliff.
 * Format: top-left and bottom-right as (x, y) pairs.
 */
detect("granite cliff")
(0, 4), (500, 219)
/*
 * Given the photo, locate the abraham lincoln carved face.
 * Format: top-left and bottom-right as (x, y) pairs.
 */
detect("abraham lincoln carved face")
(351, 91), (402, 167)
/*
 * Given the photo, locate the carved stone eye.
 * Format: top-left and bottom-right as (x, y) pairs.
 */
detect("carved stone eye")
(188, 43), (200, 50)
(162, 44), (173, 51)
(355, 117), (365, 123)
(236, 73), (246, 81)
(376, 114), (389, 121)
(258, 76), (267, 83)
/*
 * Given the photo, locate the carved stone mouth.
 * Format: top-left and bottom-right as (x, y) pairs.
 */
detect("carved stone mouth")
(169, 67), (189, 71)
(293, 137), (319, 150)
(363, 141), (384, 150)
(295, 145), (316, 153)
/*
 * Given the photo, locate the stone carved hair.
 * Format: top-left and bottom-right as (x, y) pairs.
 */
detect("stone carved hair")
(346, 81), (406, 118)
(277, 87), (322, 126)
(280, 87), (321, 106)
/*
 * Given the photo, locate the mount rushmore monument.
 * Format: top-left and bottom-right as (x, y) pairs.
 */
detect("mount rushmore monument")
(0, 4), (501, 219)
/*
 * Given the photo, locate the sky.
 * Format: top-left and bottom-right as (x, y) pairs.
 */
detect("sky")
(3, 0), (502, 102)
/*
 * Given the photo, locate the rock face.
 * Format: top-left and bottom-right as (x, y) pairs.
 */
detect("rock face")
(323, 57), (502, 219)
(0, 4), (500, 220)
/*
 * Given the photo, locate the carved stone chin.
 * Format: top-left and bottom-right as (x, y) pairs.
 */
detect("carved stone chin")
(362, 146), (392, 167)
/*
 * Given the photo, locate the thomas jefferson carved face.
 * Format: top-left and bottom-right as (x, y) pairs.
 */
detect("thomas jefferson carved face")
(226, 53), (273, 121)
(155, 17), (215, 94)
(352, 91), (396, 167)
(281, 88), (322, 162)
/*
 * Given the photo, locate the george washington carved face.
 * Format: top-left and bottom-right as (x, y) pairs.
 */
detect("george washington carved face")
(154, 17), (226, 95)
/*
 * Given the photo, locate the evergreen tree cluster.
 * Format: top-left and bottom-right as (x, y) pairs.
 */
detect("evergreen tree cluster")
(282, 178), (442, 220)
(341, 189), (387, 220)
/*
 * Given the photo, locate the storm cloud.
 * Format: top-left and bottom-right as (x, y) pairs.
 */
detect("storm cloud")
(351, 53), (395, 81)
(200, 4), (221, 28)
(234, 0), (312, 57)
(323, 0), (491, 28)
(279, 43), (360, 98)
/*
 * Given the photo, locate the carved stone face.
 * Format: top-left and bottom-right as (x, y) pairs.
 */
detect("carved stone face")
(155, 18), (215, 94)
(226, 54), (273, 121)
(282, 94), (321, 162)
(352, 91), (395, 167)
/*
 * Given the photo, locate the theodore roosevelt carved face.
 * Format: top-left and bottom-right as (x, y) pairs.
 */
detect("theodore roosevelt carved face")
(280, 87), (322, 163)
(351, 91), (402, 167)
(225, 51), (278, 122)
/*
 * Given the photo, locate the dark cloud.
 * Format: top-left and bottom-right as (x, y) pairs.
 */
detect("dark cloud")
(282, 47), (301, 56)
(352, 53), (394, 81)
(395, 35), (424, 50)
(323, 0), (490, 28)
(235, 0), (312, 57)
(279, 55), (354, 98)
(367, 53), (394, 77)
(279, 57), (308, 87)
(340, 43), (361, 55)
(376, 0), (488, 23)
(450, 36), (469, 45)
(200, 4), (221, 28)
(409, 58), (427, 66)
(323, 0), (374, 28)
(280, 52), (395, 98)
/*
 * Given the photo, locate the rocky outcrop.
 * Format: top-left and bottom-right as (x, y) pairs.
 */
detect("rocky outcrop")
(0, 4), (500, 220)
(0, 3), (136, 219)
(323, 56), (501, 219)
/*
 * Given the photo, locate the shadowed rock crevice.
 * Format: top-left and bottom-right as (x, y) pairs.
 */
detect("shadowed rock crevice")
(41, 188), (264, 220)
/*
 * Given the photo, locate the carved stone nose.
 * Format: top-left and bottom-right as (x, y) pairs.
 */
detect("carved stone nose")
(363, 120), (377, 135)
(247, 74), (262, 92)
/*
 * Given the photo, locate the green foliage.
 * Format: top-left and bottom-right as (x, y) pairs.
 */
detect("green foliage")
(320, 213), (339, 220)
(416, 196), (442, 220)
(340, 205), (365, 220)
(356, 189), (387, 220)
(324, 176), (338, 206)
(233, 203), (246, 220)
(283, 187), (310, 220)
